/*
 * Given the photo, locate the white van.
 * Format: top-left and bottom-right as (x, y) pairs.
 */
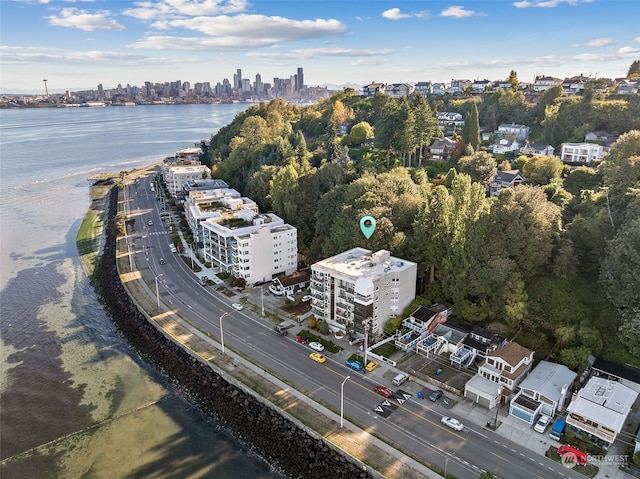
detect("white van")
(392, 373), (409, 386)
(534, 414), (551, 433)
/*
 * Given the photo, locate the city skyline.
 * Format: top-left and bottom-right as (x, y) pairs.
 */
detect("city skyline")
(1, 0), (639, 94)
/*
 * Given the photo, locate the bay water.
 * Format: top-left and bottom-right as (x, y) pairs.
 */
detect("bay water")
(0, 104), (286, 479)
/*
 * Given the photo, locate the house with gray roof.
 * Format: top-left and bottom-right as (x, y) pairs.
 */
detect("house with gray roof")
(395, 304), (452, 352)
(566, 376), (638, 448)
(509, 361), (577, 425)
(488, 169), (524, 197)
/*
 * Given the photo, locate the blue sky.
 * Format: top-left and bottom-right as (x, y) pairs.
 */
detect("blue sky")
(1, 0), (639, 94)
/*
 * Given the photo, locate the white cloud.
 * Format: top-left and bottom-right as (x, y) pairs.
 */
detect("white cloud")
(129, 15), (346, 50)
(382, 8), (429, 20)
(440, 6), (482, 18)
(246, 47), (396, 60)
(572, 38), (614, 47)
(123, 0), (248, 21)
(513, 0), (593, 8)
(46, 8), (125, 31)
(618, 46), (640, 55)
(0, 46), (145, 64)
(168, 14), (345, 39)
(352, 58), (389, 66)
(633, 37), (640, 43)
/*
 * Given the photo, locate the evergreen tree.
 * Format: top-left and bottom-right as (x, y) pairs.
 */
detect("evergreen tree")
(461, 102), (480, 151)
(507, 70), (519, 91)
(627, 60), (640, 79)
(410, 93), (439, 166)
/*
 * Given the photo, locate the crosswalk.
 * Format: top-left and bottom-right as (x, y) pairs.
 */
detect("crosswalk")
(148, 231), (170, 235)
(374, 390), (412, 417)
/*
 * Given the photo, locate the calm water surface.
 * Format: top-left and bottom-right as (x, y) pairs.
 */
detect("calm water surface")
(0, 104), (286, 479)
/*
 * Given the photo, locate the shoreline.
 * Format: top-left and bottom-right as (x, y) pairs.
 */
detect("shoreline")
(79, 182), (439, 479)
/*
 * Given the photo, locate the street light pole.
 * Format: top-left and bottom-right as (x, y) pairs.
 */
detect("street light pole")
(261, 286), (265, 316)
(155, 274), (163, 308)
(219, 311), (231, 354)
(493, 386), (502, 429)
(340, 375), (350, 428)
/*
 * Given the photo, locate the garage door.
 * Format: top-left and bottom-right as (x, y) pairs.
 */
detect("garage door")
(466, 390), (491, 408)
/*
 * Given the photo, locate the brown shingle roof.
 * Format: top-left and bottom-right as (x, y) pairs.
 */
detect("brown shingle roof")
(488, 342), (533, 367)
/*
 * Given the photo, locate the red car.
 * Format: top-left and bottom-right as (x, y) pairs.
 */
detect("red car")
(374, 385), (393, 398)
(558, 445), (588, 466)
(295, 335), (309, 345)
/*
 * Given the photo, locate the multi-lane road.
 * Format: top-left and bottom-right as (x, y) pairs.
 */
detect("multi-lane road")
(125, 169), (583, 479)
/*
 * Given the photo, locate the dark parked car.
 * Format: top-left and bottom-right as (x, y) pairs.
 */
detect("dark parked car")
(429, 390), (443, 402)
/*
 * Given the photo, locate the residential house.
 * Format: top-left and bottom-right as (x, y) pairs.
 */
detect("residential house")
(614, 79), (640, 95)
(418, 318), (472, 358)
(431, 83), (447, 95)
(200, 212), (298, 285)
(566, 377), (638, 448)
(451, 327), (504, 369)
(472, 79), (492, 93)
(414, 81), (433, 96)
(310, 248), (417, 338)
(495, 123), (530, 141)
(428, 137), (457, 160)
(464, 342), (534, 409)
(509, 361), (577, 425)
(584, 131), (618, 149)
(533, 75), (563, 92)
(384, 83), (414, 99)
(271, 269), (311, 296)
(562, 75), (591, 95)
(492, 138), (521, 155)
(494, 80), (513, 91)
(488, 169), (525, 197)
(363, 82), (385, 97)
(338, 122), (354, 135)
(395, 304), (452, 352)
(519, 142), (555, 157)
(560, 142), (605, 164)
(449, 79), (471, 94)
(591, 357), (640, 394)
(438, 112), (465, 131)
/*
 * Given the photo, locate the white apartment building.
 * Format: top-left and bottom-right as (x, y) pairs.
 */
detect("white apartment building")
(560, 142), (605, 164)
(162, 164), (211, 196)
(310, 248), (417, 338)
(184, 187), (258, 245)
(200, 212), (297, 285)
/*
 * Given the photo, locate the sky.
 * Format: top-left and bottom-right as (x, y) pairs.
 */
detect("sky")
(1, 0), (639, 94)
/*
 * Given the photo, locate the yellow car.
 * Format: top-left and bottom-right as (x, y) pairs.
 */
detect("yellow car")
(309, 352), (326, 363)
(365, 361), (379, 372)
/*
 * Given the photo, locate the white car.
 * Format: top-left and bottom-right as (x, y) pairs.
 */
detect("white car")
(441, 416), (464, 431)
(268, 285), (285, 296)
(301, 295), (312, 302)
(231, 303), (243, 311)
(308, 341), (324, 352)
